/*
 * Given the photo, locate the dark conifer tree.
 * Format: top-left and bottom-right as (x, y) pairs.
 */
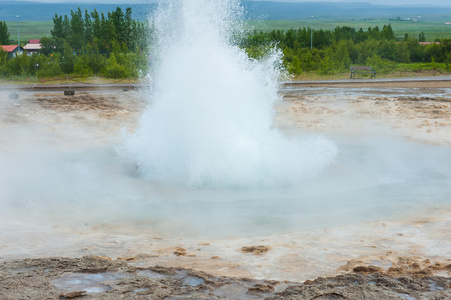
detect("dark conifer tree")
(0, 21), (10, 45)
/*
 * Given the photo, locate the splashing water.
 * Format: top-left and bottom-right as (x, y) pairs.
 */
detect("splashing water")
(123, 0), (337, 187)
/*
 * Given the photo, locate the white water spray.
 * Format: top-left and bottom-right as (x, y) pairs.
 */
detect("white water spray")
(123, 0), (337, 187)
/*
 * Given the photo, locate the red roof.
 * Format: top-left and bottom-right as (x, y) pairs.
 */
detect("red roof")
(1, 45), (19, 52)
(28, 39), (40, 44)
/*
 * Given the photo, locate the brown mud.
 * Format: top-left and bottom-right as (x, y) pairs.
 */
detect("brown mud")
(1, 256), (450, 299)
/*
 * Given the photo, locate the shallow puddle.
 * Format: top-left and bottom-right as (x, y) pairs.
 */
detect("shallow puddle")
(51, 272), (129, 294)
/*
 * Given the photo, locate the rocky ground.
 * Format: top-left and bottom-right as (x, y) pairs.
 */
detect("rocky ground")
(1, 256), (450, 299)
(0, 78), (450, 299)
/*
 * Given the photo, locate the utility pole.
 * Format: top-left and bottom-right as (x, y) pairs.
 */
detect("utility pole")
(17, 15), (20, 54)
(417, 16), (421, 41)
(310, 15), (314, 49)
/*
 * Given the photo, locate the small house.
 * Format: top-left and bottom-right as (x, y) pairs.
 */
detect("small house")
(0, 45), (24, 58)
(23, 39), (41, 55)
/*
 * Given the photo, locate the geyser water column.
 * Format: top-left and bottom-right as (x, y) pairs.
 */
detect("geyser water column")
(123, 0), (337, 187)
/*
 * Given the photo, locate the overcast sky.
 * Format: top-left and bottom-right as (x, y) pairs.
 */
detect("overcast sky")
(269, 0), (451, 6)
(3, 0), (451, 7)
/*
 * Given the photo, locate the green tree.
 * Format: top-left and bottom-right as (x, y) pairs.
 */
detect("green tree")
(419, 32), (426, 42)
(5, 53), (29, 76)
(87, 40), (106, 74)
(91, 9), (101, 41)
(135, 21), (150, 51)
(288, 55), (302, 74)
(103, 52), (127, 78)
(73, 40), (105, 76)
(365, 54), (396, 74)
(110, 7), (126, 46)
(61, 41), (75, 73)
(382, 24), (395, 40)
(319, 55), (333, 75)
(70, 7), (85, 50)
(34, 52), (62, 78)
(395, 42), (410, 63)
(379, 40), (397, 61)
(0, 48), (8, 75)
(39, 37), (54, 56)
(74, 54), (92, 77)
(355, 28), (368, 43)
(124, 7), (134, 49)
(84, 9), (93, 44)
(51, 14), (66, 40)
(302, 49), (314, 71)
(99, 12), (111, 51)
(0, 21), (10, 45)
(63, 15), (70, 40)
(407, 38), (426, 62)
(328, 40), (351, 71)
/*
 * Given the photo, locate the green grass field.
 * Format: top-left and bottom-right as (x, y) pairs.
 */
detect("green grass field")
(5, 19), (451, 45)
(5, 21), (52, 45)
(248, 19), (451, 42)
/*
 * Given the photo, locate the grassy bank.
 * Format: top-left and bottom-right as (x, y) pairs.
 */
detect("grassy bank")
(1, 64), (449, 85)
(0, 75), (140, 86)
(289, 63), (451, 81)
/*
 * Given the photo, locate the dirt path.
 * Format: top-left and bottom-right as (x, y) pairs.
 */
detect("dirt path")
(285, 75), (451, 89)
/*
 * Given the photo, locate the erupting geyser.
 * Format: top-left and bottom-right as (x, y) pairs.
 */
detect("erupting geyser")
(123, 0), (337, 187)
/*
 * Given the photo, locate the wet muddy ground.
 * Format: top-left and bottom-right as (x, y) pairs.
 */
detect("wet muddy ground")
(1, 78), (450, 299)
(1, 256), (450, 299)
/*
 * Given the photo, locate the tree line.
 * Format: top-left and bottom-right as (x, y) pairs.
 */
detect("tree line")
(242, 24), (451, 75)
(0, 7), (150, 79)
(2, 13), (451, 79)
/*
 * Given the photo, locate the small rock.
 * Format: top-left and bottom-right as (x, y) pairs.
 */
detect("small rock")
(174, 247), (187, 256)
(64, 90), (75, 96)
(9, 92), (19, 100)
(118, 257), (137, 261)
(92, 256), (112, 261)
(352, 265), (383, 273)
(59, 291), (86, 299)
(241, 245), (271, 255)
(248, 284), (274, 294)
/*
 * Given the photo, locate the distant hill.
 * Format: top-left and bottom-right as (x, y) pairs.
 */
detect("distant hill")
(0, 2), (156, 21)
(243, 1), (451, 20)
(1, 1), (451, 21)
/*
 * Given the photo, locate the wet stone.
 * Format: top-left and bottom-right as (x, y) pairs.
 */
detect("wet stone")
(9, 92), (19, 100)
(64, 90), (75, 96)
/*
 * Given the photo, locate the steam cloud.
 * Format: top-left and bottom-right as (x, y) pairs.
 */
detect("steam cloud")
(121, 0), (337, 187)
